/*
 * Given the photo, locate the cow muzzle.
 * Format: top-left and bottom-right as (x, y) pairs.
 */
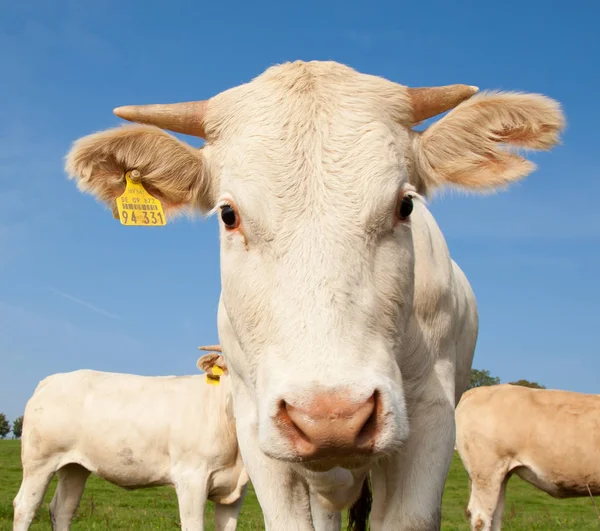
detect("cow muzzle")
(274, 390), (381, 461)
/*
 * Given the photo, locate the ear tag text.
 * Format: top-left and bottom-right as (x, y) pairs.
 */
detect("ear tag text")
(115, 170), (167, 226)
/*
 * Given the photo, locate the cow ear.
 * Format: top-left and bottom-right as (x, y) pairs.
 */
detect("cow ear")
(65, 124), (214, 216)
(412, 91), (565, 195)
(197, 353), (229, 375)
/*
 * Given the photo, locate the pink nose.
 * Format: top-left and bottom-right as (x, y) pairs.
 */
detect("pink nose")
(276, 391), (380, 459)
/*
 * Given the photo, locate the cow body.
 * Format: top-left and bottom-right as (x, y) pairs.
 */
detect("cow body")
(456, 384), (600, 531)
(13, 368), (248, 531)
(65, 60), (564, 530)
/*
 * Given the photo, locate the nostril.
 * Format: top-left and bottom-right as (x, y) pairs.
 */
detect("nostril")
(277, 400), (312, 445)
(356, 391), (380, 445)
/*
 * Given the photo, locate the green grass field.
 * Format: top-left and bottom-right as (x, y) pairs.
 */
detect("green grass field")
(1, 440), (598, 530)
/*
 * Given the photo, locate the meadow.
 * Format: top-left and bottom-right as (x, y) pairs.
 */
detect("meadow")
(1, 440), (598, 530)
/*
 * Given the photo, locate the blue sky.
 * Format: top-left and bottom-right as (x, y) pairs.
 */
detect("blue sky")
(1, 0), (599, 424)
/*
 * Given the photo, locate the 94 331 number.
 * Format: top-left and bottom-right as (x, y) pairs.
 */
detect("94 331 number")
(120, 206), (164, 225)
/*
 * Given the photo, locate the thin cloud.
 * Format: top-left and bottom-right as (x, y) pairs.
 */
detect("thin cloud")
(49, 287), (121, 320)
(342, 30), (372, 49)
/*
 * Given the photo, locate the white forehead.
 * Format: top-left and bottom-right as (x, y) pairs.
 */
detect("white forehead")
(205, 61), (415, 221)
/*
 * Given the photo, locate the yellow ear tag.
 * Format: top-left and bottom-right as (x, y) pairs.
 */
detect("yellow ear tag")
(115, 171), (167, 226)
(212, 366), (225, 377)
(206, 374), (221, 386)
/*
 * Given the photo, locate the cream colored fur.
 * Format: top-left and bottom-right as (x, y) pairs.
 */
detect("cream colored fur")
(13, 360), (248, 531)
(413, 91), (564, 195)
(65, 124), (213, 214)
(64, 60), (564, 531)
(456, 384), (600, 531)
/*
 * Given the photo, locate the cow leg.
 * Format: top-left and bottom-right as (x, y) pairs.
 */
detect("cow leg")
(13, 464), (56, 531)
(465, 473), (506, 531)
(213, 483), (248, 531)
(461, 449), (510, 531)
(174, 473), (210, 531)
(309, 490), (342, 531)
(48, 464), (91, 531)
(370, 391), (455, 530)
(489, 476), (509, 531)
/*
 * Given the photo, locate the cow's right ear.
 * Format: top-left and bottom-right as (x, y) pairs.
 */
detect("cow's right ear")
(65, 124), (214, 217)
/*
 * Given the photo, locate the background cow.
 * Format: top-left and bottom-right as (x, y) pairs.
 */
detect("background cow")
(456, 384), (600, 531)
(64, 60), (564, 530)
(13, 352), (248, 531)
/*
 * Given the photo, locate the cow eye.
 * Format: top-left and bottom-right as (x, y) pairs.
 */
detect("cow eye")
(397, 195), (414, 221)
(220, 204), (239, 229)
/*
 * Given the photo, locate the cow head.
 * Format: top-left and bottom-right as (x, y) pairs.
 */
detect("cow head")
(66, 61), (564, 473)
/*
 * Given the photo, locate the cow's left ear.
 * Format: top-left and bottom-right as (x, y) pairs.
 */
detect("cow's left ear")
(412, 91), (565, 196)
(197, 352), (228, 376)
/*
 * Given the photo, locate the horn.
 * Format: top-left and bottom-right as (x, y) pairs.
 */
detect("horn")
(113, 101), (208, 138)
(407, 85), (479, 124)
(198, 345), (222, 352)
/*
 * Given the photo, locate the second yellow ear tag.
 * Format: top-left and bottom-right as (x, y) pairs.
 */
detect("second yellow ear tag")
(212, 366), (225, 377)
(115, 171), (167, 226)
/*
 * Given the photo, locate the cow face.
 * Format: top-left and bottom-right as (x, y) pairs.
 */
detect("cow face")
(65, 61), (564, 472)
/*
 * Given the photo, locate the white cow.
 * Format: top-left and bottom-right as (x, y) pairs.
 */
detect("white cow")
(13, 351), (248, 531)
(64, 60), (564, 530)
